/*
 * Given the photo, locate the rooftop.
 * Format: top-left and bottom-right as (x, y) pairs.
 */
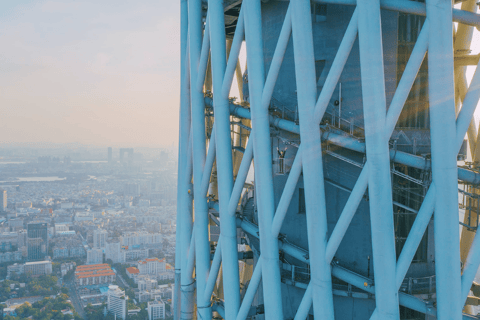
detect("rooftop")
(76, 263), (110, 272)
(126, 267), (139, 274)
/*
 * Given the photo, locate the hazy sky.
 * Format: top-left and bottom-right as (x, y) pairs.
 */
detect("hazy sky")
(0, 0), (180, 148)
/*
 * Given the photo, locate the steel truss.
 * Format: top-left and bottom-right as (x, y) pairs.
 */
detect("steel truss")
(175, 0), (480, 319)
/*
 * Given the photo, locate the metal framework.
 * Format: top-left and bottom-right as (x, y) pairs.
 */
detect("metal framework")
(174, 0), (480, 319)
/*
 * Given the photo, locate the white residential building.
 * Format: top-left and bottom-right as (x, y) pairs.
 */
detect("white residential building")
(122, 248), (148, 262)
(120, 231), (162, 246)
(87, 248), (103, 265)
(105, 241), (121, 263)
(55, 224), (69, 234)
(147, 298), (165, 320)
(137, 258), (166, 275)
(138, 277), (157, 291)
(8, 260), (53, 277)
(107, 285), (127, 320)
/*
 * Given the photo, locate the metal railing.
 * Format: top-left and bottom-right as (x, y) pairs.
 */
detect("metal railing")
(280, 262), (310, 284)
(400, 275), (436, 295)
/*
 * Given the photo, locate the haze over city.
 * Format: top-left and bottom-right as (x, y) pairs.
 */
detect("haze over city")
(0, 0), (181, 148)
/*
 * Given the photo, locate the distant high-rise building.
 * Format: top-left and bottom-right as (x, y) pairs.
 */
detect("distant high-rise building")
(159, 150), (168, 164)
(93, 229), (107, 248)
(27, 223), (48, 261)
(108, 147), (112, 163)
(0, 188), (7, 212)
(124, 183), (140, 196)
(107, 285), (127, 320)
(119, 148), (134, 165)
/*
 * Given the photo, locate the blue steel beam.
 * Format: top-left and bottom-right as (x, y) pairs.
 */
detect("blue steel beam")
(315, 0), (480, 27)
(181, 1), (480, 318)
(205, 96), (480, 184)
(262, 6), (292, 110)
(208, 1), (241, 317)
(179, 12), (195, 320)
(176, 1), (191, 318)
(187, 0), (212, 318)
(203, 240), (222, 304)
(427, 0), (462, 318)
(244, 0), (284, 318)
(200, 127), (216, 198)
(196, 13), (210, 93)
(237, 216), (478, 319)
(221, 6), (245, 99)
(357, 0), (398, 318)
(458, 60), (480, 306)
(291, 0), (335, 317)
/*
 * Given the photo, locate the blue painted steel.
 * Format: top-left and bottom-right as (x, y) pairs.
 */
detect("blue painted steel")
(221, 6), (245, 99)
(207, 96), (480, 184)
(236, 259), (262, 320)
(178, 2), (195, 319)
(209, 0), (241, 317)
(188, 0), (212, 318)
(315, 0), (480, 26)
(313, 9), (358, 122)
(459, 59), (480, 304)
(291, 0), (334, 318)
(244, 0), (284, 318)
(175, 1), (190, 319)
(239, 214), (479, 319)
(200, 127), (216, 197)
(196, 14), (210, 93)
(178, 1), (480, 318)
(203, 240), (222, 304)
(427, 0), (462, 318)
(271, 151), (302, 236)
(262, 5), (291, 110)
(227, 139), (253, 217)
(186, 229), (196, 279)
(357, 0), (399, 318)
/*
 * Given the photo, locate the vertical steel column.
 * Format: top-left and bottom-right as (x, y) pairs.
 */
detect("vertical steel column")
(291, 0), (334, 318)
(188, 0), (211, 318)
(357, 0), (399, 318)
(209, 0), (241, 317)
(244, 0), (284, 318)
(426, 1), (462, 319)
(176, 1), (190, 319)
(459, 59), (480, 304)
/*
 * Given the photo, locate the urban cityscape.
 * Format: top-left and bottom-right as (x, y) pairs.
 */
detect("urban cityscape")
(0, 146), (177, 320)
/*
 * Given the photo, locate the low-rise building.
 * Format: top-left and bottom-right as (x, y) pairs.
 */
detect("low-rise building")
(122, 248), (148, 262)
(24, 260), (53, 276)
(75, 264), (115, 287)
(0, 250), (22, 263)
(8, 261), (53, 277)
(53, 247), (69, 259)
(126, 267), (140, 282)
(87, 248), (103, 265)
(138, 277), (157, 291)
(60, 262), (75, 276)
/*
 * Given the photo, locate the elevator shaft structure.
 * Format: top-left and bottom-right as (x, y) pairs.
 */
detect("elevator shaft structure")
(175, 0), (480, 319)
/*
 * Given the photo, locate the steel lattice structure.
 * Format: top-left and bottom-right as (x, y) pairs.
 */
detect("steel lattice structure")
(174, 0), (480, 319)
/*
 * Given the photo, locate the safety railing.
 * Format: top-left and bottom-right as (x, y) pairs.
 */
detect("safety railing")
(280, 261), (310, 284)
(400, 275), (436, 295)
